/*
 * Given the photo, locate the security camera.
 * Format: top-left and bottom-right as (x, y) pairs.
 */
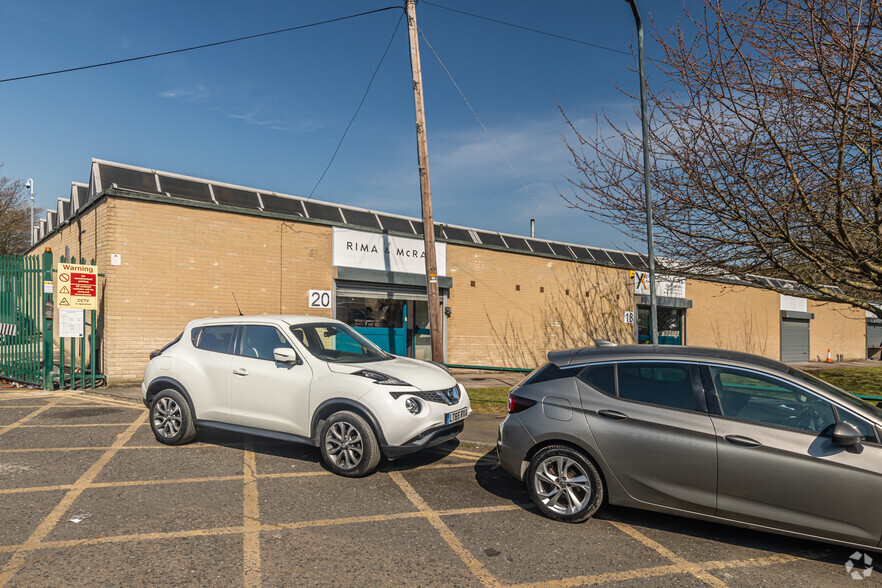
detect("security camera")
(25, 180), (31, 189)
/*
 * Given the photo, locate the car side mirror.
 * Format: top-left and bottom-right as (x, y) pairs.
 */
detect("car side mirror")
(273, 347), (301, 365)
(831, 420), (862, 446)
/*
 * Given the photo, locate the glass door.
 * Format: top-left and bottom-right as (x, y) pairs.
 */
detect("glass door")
(637, 306), (685, 345)
(335, 296), (407, 355)
(410, 299), (432, 361)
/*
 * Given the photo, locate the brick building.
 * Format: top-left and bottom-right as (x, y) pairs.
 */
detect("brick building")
(31, 159), (868, 383)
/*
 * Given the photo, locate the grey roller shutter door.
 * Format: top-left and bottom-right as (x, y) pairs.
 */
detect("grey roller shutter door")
(867, 323), (882, 353)
(781, 318), (810, 363)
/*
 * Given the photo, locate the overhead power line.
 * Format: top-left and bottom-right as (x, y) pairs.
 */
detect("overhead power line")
(308, 12), (405, 199)
(0, 6), (402, 85)
(421, 1), (632, 56)
(417, 25), (563, 241)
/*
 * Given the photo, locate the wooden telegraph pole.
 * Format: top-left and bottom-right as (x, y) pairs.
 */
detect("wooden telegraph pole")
(405, 0), (443, 362)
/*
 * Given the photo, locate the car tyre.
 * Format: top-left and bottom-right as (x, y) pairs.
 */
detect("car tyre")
(150, 388), (197, 445)
(526, 445), (603, 523)
(319, 411), (380, 477)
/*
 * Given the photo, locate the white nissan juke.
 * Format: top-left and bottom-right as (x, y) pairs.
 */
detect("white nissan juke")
(142, 316), (470, 476)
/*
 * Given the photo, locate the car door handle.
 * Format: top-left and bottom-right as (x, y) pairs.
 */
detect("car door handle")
(232, 368), (249, 376)
(598, 410), (628, 420)
(724, 435), (762, 447)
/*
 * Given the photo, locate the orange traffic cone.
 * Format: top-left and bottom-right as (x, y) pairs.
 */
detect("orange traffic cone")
(826, 349), (833, 363)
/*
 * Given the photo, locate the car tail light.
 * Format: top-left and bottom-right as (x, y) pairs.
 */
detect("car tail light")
(149, 350), (162, 360)
(508, 392), (537, 414)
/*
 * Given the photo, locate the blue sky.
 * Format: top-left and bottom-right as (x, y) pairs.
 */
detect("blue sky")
(1, 0), (690, 251)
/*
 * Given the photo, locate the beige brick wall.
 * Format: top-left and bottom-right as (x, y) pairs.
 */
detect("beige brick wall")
(808, 300), (866, 361)
(446, 245), (634, 369)
(686, 279), (781, 358)
(36, 195), (874, 381)
(686, 280), (868, 362)
(102, 198), (335, 381)
(42, 197), (333, 382)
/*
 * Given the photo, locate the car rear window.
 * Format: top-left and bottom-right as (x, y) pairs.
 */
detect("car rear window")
(194, 325), (236, 354)
(617, 362), (694, 410)
(521, 363), (572, 385)
(578, 364), (615, 396)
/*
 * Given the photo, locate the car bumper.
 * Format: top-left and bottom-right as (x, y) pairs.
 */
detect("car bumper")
(382, 421), (465, 459)
(496, 414), (536, 480)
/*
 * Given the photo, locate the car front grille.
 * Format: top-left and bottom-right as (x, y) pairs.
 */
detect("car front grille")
(390, 386), (461, 405)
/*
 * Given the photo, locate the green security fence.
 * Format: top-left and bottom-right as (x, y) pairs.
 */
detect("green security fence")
(0, 253), (45, 386)
(0, 250), (104, 390)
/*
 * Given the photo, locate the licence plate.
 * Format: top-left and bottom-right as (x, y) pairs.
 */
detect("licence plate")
(445, 408), (468, 425)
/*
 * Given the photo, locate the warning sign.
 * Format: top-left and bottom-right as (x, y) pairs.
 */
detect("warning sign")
(56, 262), (98, 310)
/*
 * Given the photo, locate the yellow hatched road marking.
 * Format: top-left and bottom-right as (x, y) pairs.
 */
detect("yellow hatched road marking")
(508, 553), (805, 588)
(508, 564), (686, 587)
(0, 462), (481, 497)
(242, 440), (262, 587)
(0, 411), (148, 587)
(61, 393), (145, 409)
(0, 399), (62, 436)
(0, 504), (522, 555)
(389, 470), (501, 588)
(21, 423), (133, 428)
(0, 446), (111, 453)
(608, 521), (728, 587)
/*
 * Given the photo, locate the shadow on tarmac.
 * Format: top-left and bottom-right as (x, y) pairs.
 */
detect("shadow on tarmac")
(469, 446), (868, 568)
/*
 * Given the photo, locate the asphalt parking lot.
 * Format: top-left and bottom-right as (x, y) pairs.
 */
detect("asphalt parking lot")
(0, 390), (878, 587)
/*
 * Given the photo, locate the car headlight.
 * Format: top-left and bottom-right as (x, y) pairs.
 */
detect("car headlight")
(351, 369), (410, 386)
(404, 397), (422, 415)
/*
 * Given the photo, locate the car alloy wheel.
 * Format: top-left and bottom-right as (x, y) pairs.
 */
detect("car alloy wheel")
(534, 455), (592, 515)
(149, 388), (197, 446)
(325, 421), (364, 470)
(319, 411), (381, 477)
(154, 397), (182, 439)
(527, 445), (603, 523)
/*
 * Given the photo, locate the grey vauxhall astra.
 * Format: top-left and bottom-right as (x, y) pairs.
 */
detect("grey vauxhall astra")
(497, 345), (882, 551)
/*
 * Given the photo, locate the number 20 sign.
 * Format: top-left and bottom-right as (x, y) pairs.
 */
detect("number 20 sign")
(308, 290), (332, 309)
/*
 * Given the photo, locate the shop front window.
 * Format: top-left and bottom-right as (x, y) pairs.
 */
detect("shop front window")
(336, 297), (404, 329)
(637, 306), (685, 345)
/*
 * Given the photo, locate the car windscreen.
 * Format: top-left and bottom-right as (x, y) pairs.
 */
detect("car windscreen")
(786, 367), (882, 420)
(289, 323), (391, 363)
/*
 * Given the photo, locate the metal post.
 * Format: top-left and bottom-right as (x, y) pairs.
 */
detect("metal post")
(27, 179), (34, 247)
(41, 248), (53, 389)
(405, 0), (444, 362)
(626, 0), (658, 345)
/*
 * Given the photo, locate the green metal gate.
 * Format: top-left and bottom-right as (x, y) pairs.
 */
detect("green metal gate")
(0, 252), (48, 387)
(1, 250), (104, 389)
(54, 255), (103, 390)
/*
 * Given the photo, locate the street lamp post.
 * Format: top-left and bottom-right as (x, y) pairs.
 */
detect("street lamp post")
(626, 0), (659, 346)
(26, 178), (34, 247)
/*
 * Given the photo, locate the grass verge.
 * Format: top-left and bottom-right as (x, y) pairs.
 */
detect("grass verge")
(466, 366), (882, 414)
(467, 387), (510, 415)
(810, 367), (882, 399)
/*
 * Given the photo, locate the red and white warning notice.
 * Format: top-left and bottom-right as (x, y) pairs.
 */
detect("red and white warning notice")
(56, 263), (98, 310)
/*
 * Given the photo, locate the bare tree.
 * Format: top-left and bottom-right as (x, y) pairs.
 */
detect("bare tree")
(0, 166), (35, 255)
(562, 0), (882, 316)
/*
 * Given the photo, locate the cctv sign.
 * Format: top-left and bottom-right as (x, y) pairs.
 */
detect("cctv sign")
(56, 262), (98, 310)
